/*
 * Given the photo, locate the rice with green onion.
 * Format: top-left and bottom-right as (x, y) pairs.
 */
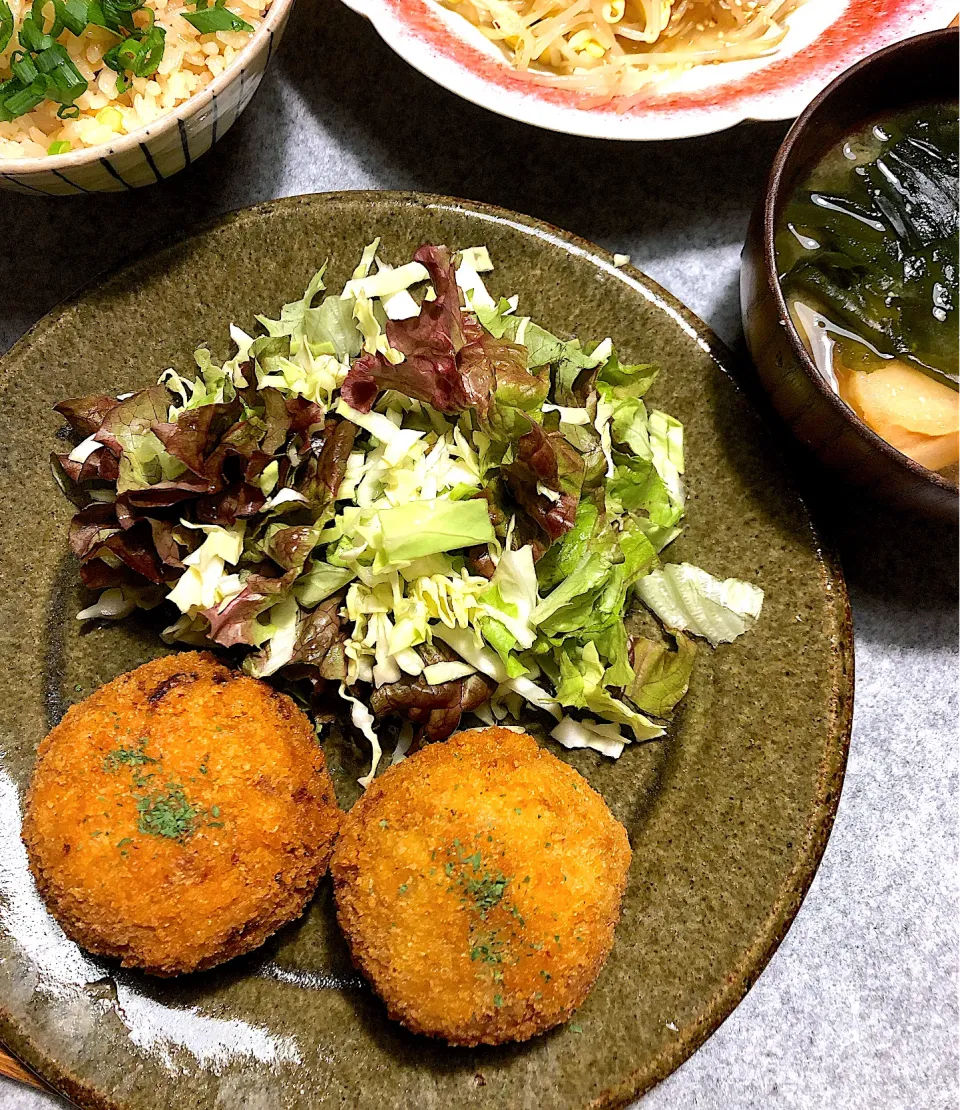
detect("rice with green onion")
(0, 0), (268, 159)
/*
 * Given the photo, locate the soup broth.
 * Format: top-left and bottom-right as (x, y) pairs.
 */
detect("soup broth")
(777, 102), (959, 474)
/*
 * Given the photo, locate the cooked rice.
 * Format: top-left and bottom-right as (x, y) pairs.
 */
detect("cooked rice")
(0, 0), (269, 159)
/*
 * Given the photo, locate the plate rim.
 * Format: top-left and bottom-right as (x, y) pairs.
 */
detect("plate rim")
(0, 190), (855, 1110)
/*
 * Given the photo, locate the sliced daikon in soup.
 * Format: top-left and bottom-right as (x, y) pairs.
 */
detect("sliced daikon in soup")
(839, 358), (960, 470)
(841, 360), (959, 439)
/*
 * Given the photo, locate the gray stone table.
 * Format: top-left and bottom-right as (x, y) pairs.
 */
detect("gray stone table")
(0, 0), (957, 1106)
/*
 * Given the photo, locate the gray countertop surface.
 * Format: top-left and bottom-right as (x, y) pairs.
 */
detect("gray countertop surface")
(0, 2), (957, 1106)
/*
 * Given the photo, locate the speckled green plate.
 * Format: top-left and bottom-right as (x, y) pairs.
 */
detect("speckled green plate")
(0, 192), (853, 1110)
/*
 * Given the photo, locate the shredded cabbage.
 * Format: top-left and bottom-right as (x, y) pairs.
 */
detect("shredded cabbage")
(339, 683), (383, 786)
(62, 239), (765, 785)
(551, 717), (627, 759)
(635, 563), (764, 647)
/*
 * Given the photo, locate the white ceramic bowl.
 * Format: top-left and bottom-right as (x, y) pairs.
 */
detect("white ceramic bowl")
(339, 0), (957, 141)
(0, 0), (293, 195)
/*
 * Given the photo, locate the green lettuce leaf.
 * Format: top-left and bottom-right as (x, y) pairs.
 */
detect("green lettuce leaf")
(247, 335), (292, 374)
(607, 451), (680, 529)
(256, 268), (361, 360)
(592, 622), (634, 688)
(648, 409), (684, 509)
(540, 562), (625, 639)
(501, 317), (566, 367)
(256, 268), (326, 331)
(256, 268), (326, 338)
(478, 616), (528, 678)
(555, 642), (664, 742)
(597, 379), (655, 460)
(531, 552), (611, 628)
(633, 517), (683, 555)
(293, 561), (355, 607)
(532, 517), (655, 643)
(628, 631), (696, 717)
(618, 518), (658, 583)
(534, 497), (600, 592)
(162, 350), (234, 414)
(552, 339), (610, 405)
(597, 353), (658, 399)
(474, 297), (515, 339)
(305, 296), (363, 358)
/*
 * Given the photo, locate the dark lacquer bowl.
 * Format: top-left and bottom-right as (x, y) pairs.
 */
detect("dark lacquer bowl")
(741, 27), (959, 519)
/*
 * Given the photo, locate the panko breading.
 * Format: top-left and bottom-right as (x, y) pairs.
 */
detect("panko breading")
(331, 727), (632, 1045)
(22, 652), (340, 977)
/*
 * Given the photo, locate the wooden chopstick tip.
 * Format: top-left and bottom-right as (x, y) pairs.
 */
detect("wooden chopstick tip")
(0, 1046), (47, 1092)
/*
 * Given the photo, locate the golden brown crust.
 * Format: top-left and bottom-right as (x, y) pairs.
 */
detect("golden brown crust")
(22, 652), (340, 976)
(331, 726), (632, 1046)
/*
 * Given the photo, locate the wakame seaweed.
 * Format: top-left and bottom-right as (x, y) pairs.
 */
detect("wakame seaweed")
(777, 102), (959, 386)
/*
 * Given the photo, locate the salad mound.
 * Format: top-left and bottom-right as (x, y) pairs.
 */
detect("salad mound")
(53, 241), (763, 783)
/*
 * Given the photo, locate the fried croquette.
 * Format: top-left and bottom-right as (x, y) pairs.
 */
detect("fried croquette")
(331, 726), (632, 1046)
(22, 652), (340, 976)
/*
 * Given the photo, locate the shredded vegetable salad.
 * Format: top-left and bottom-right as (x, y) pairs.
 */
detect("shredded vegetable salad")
(53, 241), (763, 784)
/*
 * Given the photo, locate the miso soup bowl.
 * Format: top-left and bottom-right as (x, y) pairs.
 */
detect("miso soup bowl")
(741, 26), (959, 519)
(0, 0), (294, 196)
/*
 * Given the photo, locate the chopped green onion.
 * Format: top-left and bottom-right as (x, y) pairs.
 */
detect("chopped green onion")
(17, 16), (55, 52)
(10, 50), (39, 85)
(30, 0), (65, 38)
(31, 43), (86, 102)
(102, 24), (165, 82)
(89, 0), (137, 33)
(0, 81), (18, 123)
(0, 0), (13, 53)
(83, 0), (108, 26)
(102, 0), (141, 30)
(135, 24), (165, 74)
(182, 6), (252, 31)
(49, 67), (87, 103)
(0, 0), (240, 125)
(35, 42), (69, 72)
(55, 0), (90, 34)
(102, 37), (142, 71)
(47, 139), (72, 154)
(3, 81), (47, 117)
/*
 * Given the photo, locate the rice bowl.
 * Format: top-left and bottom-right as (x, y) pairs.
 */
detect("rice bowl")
(0, 0), (292, 193)
(0, 0), (271, 158)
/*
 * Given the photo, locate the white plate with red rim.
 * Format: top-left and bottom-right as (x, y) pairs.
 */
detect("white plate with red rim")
(339, 0), (958, 140)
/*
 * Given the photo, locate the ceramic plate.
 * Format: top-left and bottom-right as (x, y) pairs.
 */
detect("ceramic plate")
(338, 0), (956, 140)
(0, 193), (852, 1110)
